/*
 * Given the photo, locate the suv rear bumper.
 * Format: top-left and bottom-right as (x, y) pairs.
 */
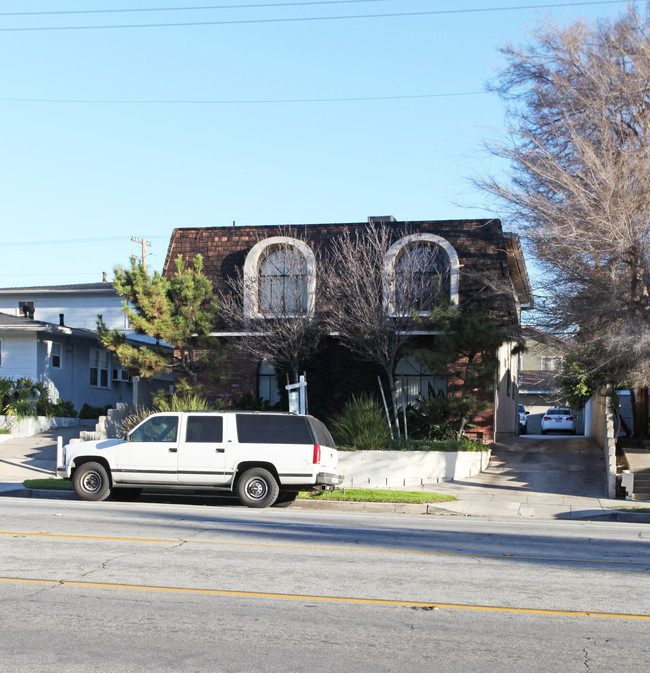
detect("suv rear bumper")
(317, 472), (344, 486)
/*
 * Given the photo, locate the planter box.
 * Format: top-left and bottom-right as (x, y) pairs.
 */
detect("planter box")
(339, 449), (491, 489)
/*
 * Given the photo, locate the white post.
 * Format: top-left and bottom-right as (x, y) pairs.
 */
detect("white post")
(56, 436), (63, 478)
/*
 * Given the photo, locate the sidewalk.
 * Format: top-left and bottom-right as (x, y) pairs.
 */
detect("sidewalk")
(1, 429), (649, 522)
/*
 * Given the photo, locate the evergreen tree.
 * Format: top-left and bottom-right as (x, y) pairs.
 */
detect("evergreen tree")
(98, 254), (227, 391)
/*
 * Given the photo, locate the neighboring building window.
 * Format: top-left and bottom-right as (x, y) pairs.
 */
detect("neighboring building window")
(540, 355), (562, 371)
(258, 359), (281, 406)
(384, 233), (460, 314)
(90, 348), (110, 388)
(395, 351), (447, 407)
(243, 236), (316, 318)
(51, 343), (62, 369)
(19, 301), (35, 319)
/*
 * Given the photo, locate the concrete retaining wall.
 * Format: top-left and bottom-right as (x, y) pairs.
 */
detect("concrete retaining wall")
(339, 449), (491, 488)
(0, 415), (94, 437)
(584, 388), (617, 498)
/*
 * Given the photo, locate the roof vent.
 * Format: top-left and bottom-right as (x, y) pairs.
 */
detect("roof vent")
(368, 216), (397, 224)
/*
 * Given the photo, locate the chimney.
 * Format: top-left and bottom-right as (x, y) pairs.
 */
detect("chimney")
(59, 314), (65, 327)
(102, 271), (108, 282)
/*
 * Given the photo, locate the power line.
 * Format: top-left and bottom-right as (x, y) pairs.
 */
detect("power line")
(0, 91), (486, 105)
(0, 0), (396, 17)
(0, 1), (629, 32)
(2, 236), (168, 247)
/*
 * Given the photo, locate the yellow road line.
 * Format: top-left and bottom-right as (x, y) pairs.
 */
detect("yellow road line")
(0, 530), (647, 566)
(1, 576), (648, 620)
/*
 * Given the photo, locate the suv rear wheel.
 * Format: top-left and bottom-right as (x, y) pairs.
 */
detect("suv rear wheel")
(236, 467), (280, 508)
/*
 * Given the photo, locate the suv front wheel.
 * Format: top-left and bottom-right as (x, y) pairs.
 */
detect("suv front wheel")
(236, 467), (280, 508)
(73, 462), (111, 501)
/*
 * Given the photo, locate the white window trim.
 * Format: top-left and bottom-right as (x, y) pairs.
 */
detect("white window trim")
(89, 347), (111, 389)
(243, 236), (316, 319)
(383, 233), (460, 315)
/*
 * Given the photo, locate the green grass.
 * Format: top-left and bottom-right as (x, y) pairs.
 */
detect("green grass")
(298, 489), (455, 504)
(24, 478), (73, 490)
(23, 479), (455, 504)
(0, 428), (10, 435)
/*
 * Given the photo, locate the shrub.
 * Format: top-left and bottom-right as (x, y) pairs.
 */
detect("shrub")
(79, 404), (112, 420)
(152, 390), (213, 412)
(118, 406), (155, 435)
(229, 392), (274, 410)
(404, 388), (457, 441)
(4, 398), (37, 420)
(330, 394), (391, 451)
(52, 399), (77, 418)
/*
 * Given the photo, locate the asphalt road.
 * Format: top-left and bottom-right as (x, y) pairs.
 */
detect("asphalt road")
(1, 497), (649, 672)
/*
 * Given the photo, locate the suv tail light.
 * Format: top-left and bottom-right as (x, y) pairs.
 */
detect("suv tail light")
(313, 444), (321, 464)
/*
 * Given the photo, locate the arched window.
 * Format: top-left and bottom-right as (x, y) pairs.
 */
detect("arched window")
(395, 351), (447, 407)
(258, 359), (281, 406)
(384, 233), (460, 315)
(259, 247), (308, 314)
(243, 237), (316, 318)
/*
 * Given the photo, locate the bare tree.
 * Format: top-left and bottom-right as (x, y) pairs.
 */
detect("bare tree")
(218, 230), (321, 389)
(321, 223), (452, 438)
(480, 4), (650, 434)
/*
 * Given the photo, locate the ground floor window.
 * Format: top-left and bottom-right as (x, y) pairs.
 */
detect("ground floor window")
(258, 359), (281, 406)
(395, 351), (447, 406)
(90, 348), (110, 388)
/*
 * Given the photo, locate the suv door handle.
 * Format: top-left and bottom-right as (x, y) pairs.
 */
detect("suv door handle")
(215, 448), (225, 453)
(168, 447), (178, 453)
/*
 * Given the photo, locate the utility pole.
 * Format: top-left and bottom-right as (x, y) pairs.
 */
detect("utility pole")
(131, 236), (152, 270)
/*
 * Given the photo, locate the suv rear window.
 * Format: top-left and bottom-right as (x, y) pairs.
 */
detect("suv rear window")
(310, 417), (336, 448)
(236, 414), (313, 444)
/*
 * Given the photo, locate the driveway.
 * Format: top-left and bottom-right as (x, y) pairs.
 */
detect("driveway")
(433, 434), (607, 500)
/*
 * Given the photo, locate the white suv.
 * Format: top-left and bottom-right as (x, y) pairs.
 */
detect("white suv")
(58, 411), (343, 508)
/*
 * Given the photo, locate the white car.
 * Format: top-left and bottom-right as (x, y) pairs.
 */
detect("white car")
(518, 403), (528, 435)
(540, 408), (576, 435)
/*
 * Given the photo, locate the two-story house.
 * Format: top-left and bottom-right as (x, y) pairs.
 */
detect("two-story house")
(162, 217), (533, 442)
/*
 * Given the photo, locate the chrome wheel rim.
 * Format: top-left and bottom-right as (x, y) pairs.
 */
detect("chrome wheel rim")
(245, 478), (268, 500)
(81, 471), (102, 494)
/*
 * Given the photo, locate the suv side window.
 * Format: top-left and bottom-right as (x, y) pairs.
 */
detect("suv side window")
(130, 416), (178, 443)
(236, 414), (313, 444)
(186, 415), (223, 443)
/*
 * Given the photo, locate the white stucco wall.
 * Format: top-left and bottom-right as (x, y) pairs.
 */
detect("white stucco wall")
(339, 449), (491, 488)
(0, 333), (38, 380)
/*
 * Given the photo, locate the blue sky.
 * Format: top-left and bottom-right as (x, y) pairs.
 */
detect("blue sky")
(0, 0), (631, 287)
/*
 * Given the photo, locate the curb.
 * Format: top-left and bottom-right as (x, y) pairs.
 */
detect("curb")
(2, 486), (650, 521)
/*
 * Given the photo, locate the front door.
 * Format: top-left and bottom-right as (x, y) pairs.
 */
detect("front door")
(114, 414), (179, 484)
